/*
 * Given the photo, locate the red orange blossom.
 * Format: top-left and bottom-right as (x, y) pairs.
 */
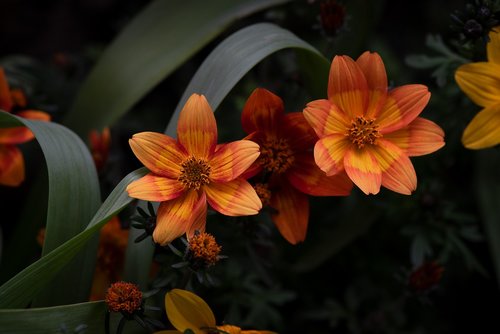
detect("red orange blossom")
(242, 88), (352, 244)
(303, 52), (445, 195)
(126, 94), (262, 245)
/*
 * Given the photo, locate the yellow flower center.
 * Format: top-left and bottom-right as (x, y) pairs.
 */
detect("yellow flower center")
(254, 183), (272, 207)
(259, 138), (295, 173)
(189, 232), (221, 266)
(347, 116), (382, 148)
(178, 157), (211, 190)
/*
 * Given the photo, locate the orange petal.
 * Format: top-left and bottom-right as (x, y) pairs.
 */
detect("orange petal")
(455, 62), (500, 108)
(153, 190), (205, 245)
(462, 103), (500, 149)
(328, 55), (369, 118)
(241, 88), (284, 134)
(205, 178), (262, 216)
(377, 84), (431, 133)
(372, 140), (417, 195)
(0, 111), (50, 144)
(210, 140), (260, 182)
(177, 94), (217, 159)
(0, 68), (13, 112)
(356, 51), (388, 118)
(488, 28), (500, 66)
(343, 147), (381, 195)
(303, 99), (349, 138)
(0, 144), (24, 186)
(126, 173), (185, 201)
(313, 134), (350, 176)
(187, 193), (208, 239)
(270, 181), (309, 244)
(383, 117), (445, 156)
(281, 112), (318, 150)
(17, 110), (51, 121)
(129, 132), (187, 178)
(286, 152), (352, 196)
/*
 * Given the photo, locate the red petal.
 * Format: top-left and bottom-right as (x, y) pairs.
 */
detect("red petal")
(0, 111), (51, 144)
(281, 112), (318, 151)
(241, 88), (284, 134)
(0, 68), (13, 112)
(0, 145), (24, 186)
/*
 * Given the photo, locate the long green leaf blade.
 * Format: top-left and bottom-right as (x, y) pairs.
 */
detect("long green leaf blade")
(65, 0), (288, 137)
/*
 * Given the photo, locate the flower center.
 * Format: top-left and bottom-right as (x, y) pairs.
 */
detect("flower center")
(254, 183), (272, 207)
(259, 138), (295, 173)
(188, 232), (222, 267)
(105, 281), (142, 314)
(178, 157), (211, 190)
(346, 116), (382, 148)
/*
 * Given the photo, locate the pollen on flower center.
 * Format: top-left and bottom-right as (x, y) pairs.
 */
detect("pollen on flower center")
(346, 116), (382, 148)
(260, 138), (295, 173)
(188, 232), (221, 267)
(254, 183), (271, 207)
(178, 157), (211, 190)
(105, 281), (142, 314)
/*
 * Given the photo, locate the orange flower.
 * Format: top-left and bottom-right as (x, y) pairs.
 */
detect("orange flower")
(241, 88), (352, 244)
(0, 67), (50, 186)
(126, 94), (262, 245)
(303, 52), (445, 195)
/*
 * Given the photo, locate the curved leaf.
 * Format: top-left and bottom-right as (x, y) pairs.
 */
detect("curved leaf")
(65, 0), (289, 137)
(164, 22), (330, 135)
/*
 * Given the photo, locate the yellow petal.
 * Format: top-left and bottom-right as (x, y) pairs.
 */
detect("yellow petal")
(126, 173), (185, 201)
(313, 134), (350, 176)
(455, 62), (500, 108)
(343, 147), (381, 195)
(210, 140), (260, 182)
(487, 27), (500, 65)
(165, 289), (216, 334)
(177, 94), (217, 159)
(303, 99), (349, 138)
(462, 103), (500, 149)
(205, 178), (262, 216)
(0, 144), (24, 186)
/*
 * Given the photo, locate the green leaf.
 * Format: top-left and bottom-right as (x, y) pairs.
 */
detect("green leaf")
(0, 167), (148, 309)
(64, 0), (289, 137)
(165, 22), (329, 135)
(0, 111), (100, 306)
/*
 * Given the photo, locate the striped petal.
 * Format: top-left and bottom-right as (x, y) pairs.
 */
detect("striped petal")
(372, 139), (417, 195)
(153, 190), (204, 245)
(210, 140), (260, 182)
(270, 181), (309, 244)
(377, 84), (431, 133)
(303, 99), (349, 138)
(455, 62), (500, 108)
(129, 132), (187, 178)
(166, 289), (216, 334)
(286, 153), (353, 196)
(383, 117), (445, 156)
(281, 112), (318, 151)
(204, 178), (262, 216)
(126, 173), (185, 201)
(313, 134), (350, 176)
(487, 28), (500, 65)
(241, 88), (284, 134)
(0, 144), (24, 186)
(356, 51), (388, 118)
(0, 68), (13, 112)
(462, 103), (500, 149)
(328, 55), (369, 118)
(177, 94), (217, 159)
(343, 147), (381, 195)
(187, 193), (208, 239)
(0, 110), (51, 144)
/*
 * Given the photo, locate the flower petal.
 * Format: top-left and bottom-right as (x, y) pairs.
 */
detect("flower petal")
(287, 153), (353, 196)
(487, 28), (500, 65)
(126, 173), (185, 201)
(187, 193), (208, 239)
(372, 139), (417, 195)
(0, 68), (13, 112)
(241, 88), (284, 134)
(343, 147), (381, 195)
(129, 132), (187, 178)
(270, 181), (309, 244)
(356, 51), (388, 118)
(153, 190), (204, 245)
(205, 178), (262, 216)
(210, 140), (260, 182)
(0, 111), (51, 144)
(462, 103), (500, 149)
(455, 62), (500, 108)
(313, 134), (350, 176)
(383, 117), (445, 156)
(177, 94), (217, 159)
(377, 84), (430, 133)
(281, 112), (318, 150)
(328, 55), (369, 118)
(303, 99), (349, 138)
(165, 289), (216, 334)
(0, 144), (24, 186)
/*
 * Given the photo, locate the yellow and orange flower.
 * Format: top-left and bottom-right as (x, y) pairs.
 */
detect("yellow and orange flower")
(303, 51), (445, 195)
(156, 288), (275, 334)
(0, 67), (50, 186)
(241, 88), (352, 244)
(126, 94), (262, 245)
(455, 27), (500, 149)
